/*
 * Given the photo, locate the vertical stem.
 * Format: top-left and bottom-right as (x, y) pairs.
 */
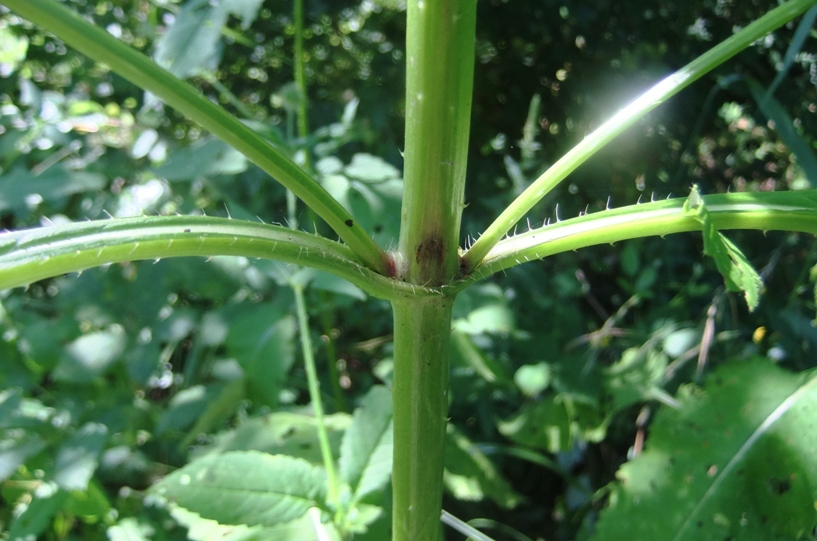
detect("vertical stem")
(393, 1), (476, 540)
(294, 283), (340, 508)
(293, 0), (344, 415)
(294, 0), (311, 171)
(392, 297), (454, 541)
(398, 0), (476, 284)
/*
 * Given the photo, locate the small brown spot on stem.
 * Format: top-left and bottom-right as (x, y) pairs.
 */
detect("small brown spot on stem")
(345, 219), (354, 227)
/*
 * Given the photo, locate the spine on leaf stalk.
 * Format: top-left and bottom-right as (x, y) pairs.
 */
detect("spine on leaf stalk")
(392, 1), (476, 541)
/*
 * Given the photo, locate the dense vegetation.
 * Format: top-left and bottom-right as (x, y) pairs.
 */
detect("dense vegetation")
(2, 1), (817, 540)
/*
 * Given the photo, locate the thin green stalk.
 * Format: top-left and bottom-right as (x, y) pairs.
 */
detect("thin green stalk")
(0, 217), (439, 300)
(293, 282), (340, 510)
(294, 0), (311, 171)
(462, 0), (817, 273)
(292, 0), (344, 413)
(2, 0), (390, 275)
(453, 191), (817, 291)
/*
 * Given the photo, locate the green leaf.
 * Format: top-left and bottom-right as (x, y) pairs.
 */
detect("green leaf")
(339, 385), (394, 502)
(154, 0), (263, 79)
(514, 362), (552, 397)
(591, 358), (817, 541)
(150, 451), (327, 527)
(7, 481), (68, 541)
(52, 325), (127, 383)
(223, 303), (296, 409)
(0, 25), (28, 75)
(318, 153), (403, 249)
(200, 412), (351, 466)
(170, 504), (340, 541)
(153, 138), (248, 181)
(747, 78), (817, 188)
(156, 384), (227, 436)
(443, 426), (522, 509)
(107, 518), (156, 541)
(63, 479), (111, 520)
(0, 166), (106, 213)
(604, 346), (670, 411)
(0, 432), (45, 482)
(53, 422), (109, 491)
(497, 396), (571, 453)
(683, 186), (763, 311)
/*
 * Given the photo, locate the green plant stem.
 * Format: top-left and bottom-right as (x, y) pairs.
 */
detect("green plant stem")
(391, 1), (476, 539)
(398, 0), (476, 284)
(293, 282), (340, 511)
(1, 0), (390, 275)
(0, 217), (439, 300)
(294, 0), (311, 171)
(462, 0), (817, 273)
(292, 0), (343, 415)
(453, 191), (817, 292)
(391, 297), (453, 541)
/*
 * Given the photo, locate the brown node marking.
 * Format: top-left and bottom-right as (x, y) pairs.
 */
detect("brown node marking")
(415, 236), (444, 265)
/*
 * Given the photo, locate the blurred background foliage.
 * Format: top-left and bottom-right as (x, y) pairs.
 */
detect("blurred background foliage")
(1, 0), (817, 539)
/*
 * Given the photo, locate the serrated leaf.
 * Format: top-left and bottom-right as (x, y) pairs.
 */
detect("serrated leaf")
(683, 186), (763, 311)
(592, 358), (817, 541)
(151, 451), (327, 527)
(339, 385), (393, 501)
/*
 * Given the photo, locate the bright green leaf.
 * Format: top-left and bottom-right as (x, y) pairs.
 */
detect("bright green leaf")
(683, 185), (763, 311)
